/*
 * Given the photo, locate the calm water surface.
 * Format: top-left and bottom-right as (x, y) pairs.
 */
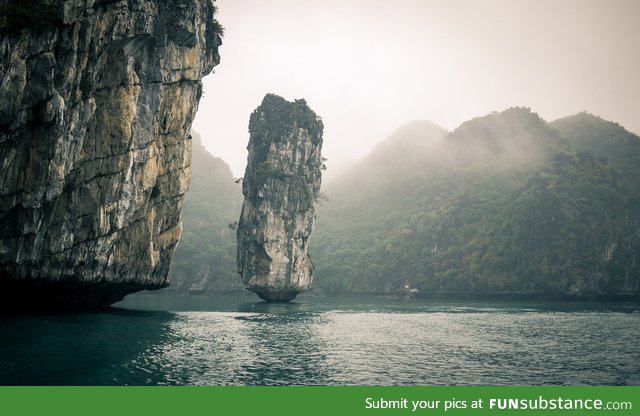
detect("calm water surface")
(1, 293), (639, 385)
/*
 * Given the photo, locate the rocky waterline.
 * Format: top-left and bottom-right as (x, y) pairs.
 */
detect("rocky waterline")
(0, 0), (221, 310)
(237, 94), (324, 302)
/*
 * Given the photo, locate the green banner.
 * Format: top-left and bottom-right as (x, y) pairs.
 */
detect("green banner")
(1, 386), (637, 416)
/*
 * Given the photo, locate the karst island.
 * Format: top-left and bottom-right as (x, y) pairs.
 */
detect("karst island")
(236, 94), (324, 302)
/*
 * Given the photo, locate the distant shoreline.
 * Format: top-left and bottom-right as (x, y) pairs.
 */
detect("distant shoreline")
(142, 288), (640, 302)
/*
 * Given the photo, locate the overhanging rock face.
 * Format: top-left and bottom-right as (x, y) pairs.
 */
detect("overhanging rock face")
(237, 94), (324, 302)
(0, 0), (221, 309)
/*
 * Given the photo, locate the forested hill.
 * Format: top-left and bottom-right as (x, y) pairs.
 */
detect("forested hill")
(311, 108), (640, 298)
(169, 132), (243, 292)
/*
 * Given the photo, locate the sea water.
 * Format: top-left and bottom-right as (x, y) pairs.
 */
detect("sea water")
(1, 293), (638, 385)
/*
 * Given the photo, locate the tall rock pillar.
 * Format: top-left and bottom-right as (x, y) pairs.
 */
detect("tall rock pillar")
(237, 94), (324, 302)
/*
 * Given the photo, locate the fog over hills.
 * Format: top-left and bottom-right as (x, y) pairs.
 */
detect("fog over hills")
(312, 108), (639, 297)
(173, 110), (640, 299)
(170, 133), (243, 292)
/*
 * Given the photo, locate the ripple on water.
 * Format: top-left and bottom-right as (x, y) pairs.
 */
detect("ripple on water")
(2, 299), (638, 385)
(121, 309), (640, 385)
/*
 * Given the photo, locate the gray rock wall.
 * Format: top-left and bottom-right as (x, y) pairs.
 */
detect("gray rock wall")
(237, 94), (324, 302)
(0, 0), (220, 309)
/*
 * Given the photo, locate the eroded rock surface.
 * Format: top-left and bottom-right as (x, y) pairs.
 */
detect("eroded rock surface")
(237, 94), (324, 302)
(0, 0), (221, 309)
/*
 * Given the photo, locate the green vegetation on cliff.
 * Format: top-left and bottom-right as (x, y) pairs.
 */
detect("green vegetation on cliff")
(174, 110), (640, 298)
(169, 132), (242, 292)
(311, 109), (640, 297)
(0, 0), (60, 33)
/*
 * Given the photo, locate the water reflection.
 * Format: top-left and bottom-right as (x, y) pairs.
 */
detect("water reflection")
(0, 309), (175, 385)
(233, 311), (332, 385)
(2, 295), (639, 385)
(313, 311), (640, 385)
(136, 305), (332, 385)
(236, 300), (316, 314)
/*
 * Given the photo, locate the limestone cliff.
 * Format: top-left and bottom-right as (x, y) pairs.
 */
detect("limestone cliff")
(237, 94), (324, 302)
(0, 0), (221, 309)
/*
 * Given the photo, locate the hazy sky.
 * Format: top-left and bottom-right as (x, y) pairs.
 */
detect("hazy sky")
(192, 0), (640, 177)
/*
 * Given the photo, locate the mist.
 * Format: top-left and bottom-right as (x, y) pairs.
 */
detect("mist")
(192, 0), (640, 177)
